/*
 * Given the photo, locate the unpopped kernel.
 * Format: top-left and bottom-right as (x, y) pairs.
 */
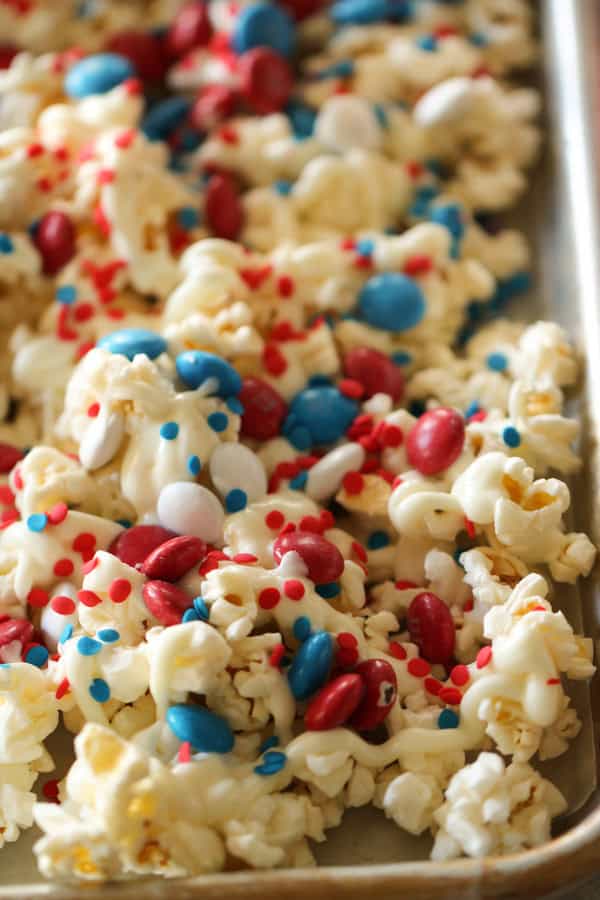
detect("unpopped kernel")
(0, 0), (594, 884)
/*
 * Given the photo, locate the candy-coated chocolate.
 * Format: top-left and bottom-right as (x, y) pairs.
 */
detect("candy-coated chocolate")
(109, 525), (177, 568)
(166, 704), (234, 753)
(142, 580), (192, 626)
(407, 592), (455, 664)
(406, 407), (465, 475)
(141, 536), (207, 582)
(288, 631), (334, 700)
(349, 659), (397, 731)
(273, 532), (344, 584)
(304, 673), (365, 730)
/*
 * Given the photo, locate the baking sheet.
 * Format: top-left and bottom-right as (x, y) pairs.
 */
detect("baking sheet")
(2, 0), (600, 894)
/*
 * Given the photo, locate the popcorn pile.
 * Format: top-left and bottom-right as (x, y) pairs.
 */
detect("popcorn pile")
(0, 0), (595, 884)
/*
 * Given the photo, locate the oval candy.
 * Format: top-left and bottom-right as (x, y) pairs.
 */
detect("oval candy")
(109, 524), (177, 568)
(273, 532), (344, 584)
(343, 347), (404, 401)
(358, 272), (426, 333)
(176, 350), (242, 396)
(65, 52), (135, 99)
(157, 482), (225, 544)
(0, 442), (23, 474)
(166, 703), (234, 753)
(407, 592), (455, 664)
(238, 48), (293, 115)
(142, 96), (191, 142)
(97, 328), (167, 361)
(105, 30), (167, 83)
(141, 535), (207, 582)
(288, 631), (334, 700)
(232, 2), (295, 58)
(33, 211), (76, 275)
(304, 672), (365, 730)
(305, 442), (365, 503)
(79, 410), (125, 471)
(190, 85), (238, 131)
(204, 173), (244, 241)
(239, 377), (287, 440)
(165, 1), (213, 58)
(406, 407), (465, 476)
(142, 580), (192, 626)
(349, 658), (397, 731)
(209, 442), (267, 504)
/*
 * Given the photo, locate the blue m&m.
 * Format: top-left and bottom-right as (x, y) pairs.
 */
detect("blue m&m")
(288, 631), (334, 700)
(331, 0), (410, 25)
(176, 351), (242, 396)
(358, 273), (426, 332)
(142, 97), (192, 142)
(232, 2), (295, 58)
(97, 328), (167, 361)
(284, 385), (358, 447)
(65, 53), (135, 99)
(166, 704), (235, 753)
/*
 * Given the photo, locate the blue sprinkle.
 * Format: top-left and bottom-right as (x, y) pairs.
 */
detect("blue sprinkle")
(193, 597), (209, 620)
(464, 400), (480, 419)
(25, 645), (49, 668)
(97, 628), (120, 643)
(225, 488), (248, 513)
(177, 207), (200, 230)
(467, 300), (484, 323)
(160, 421), (179, 440)
(293, 616), (312, 642)
(0, 234), (14, 255)
(142, 96), (191, 141)
(77, 636), (102, 657)
(259, 735), (280, 753)
(178, 128), (202, 152)
(226, 396), (244, 415)
(430, 203), (464, 241)
(289, 470), (308, 490)
(438, 709), (459, 729)
(182, 607), (199, 623)
(207, 412), (228, 433)
(486, 352), (508, 372)
(316, 60), (355, 80)
(373, 104), (388, 128)
(116, 518), (132, 529)
(416, 35), (438, 51)
(356, 238), (375, 257)
(254, 750), (287, 776)
(415, 184), (439, 204)
(59, 624), (73, 644)
(274, 180), (293, 196)
(502, 425), (521, 448)
(89, 678), (110, 703)
(391, 350), (412, 367)
(470, 31), (488, 46)
(316, 582), (341, 599)
(56, 285), (77, 305)
(0, 663), (10, 668)
(490, 271), (532, 310)
(367, 531), (390, 550)
(286, 100), (316, 140)
(453, 548), (465, 567)
(27, 513), (47, 533)
(187, 454), (202, 476)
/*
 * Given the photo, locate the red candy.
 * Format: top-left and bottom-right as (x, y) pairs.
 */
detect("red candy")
(349, 659), (397, 731)
(304, 673), (365, 731)
(277, 0), (327, 20)
(190, 85), (238, 131)
(238, 48), (293, 114)
(343, 347), (404, 402)
(0, 618), (34, 649)
(204, 173), (244, 240)
(33, 211), (76, 275)
(142, 580), (192, 626)
(406, 407), (465, 476)
(141, 535), (207, 582)
(0, 45), (18, 70)
(272, 532), (344, 585)
(239, 377), (287, 440)
(105, 30), (166, 82)
(407, 592), (455, 665)
(165, 1), (213, 58)
(0, 442), (23, 474)
(109, 525), (177, 569)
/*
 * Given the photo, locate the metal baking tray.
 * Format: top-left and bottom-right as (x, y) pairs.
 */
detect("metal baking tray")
(2, 0), (600, 896)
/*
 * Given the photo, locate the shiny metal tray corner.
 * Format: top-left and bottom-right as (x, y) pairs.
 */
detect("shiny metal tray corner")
(2, 1), (600, 897)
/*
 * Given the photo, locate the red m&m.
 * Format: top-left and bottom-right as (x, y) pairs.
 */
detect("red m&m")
(407, 592), (455, 665)
(343, 347), (405, 402)
(406, 407), (465, 476)
(272, 532), (344, 585)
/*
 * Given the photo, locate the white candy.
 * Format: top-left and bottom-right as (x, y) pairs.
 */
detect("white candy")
(413, 76), (475, 128)
(315, 95), (382, 153)
(79, 410), (125, 472)
(157, 482), (225, 544)
(40, 582), (78, 652)
(209, 443), (267, 504)
(305, 442), (366, 502)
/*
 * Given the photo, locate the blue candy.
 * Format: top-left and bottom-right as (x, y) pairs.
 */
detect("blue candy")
(288, 631), (334, 700)
(65, 53), (135, 99)
(166, 704), (234, 754)
(233, 2), (295, 57)
(176, 350), (242, 396)
(286, 101), (316, 139)
(332, 0), (409, 25)
(358, 273), (426, 332)
(97, 328), (167, 361)
(142, 97), (192, 142)
(284, 386), (358, 446)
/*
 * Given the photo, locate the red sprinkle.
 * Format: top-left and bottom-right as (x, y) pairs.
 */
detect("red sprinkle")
(55, 677), (70, 700)
(27, 588), (50, 608)
(258, 587), (280, 609)
(47, 502), (68, 524)
(407, 657), (431, 678)
(87, 402), (100, 418)
(283, 580), (305, 601)
(178, 741), (192, 764)
(77, 590), (102, 607)
(269, 643), (286, 667)
(439, 687), (463, 706)
(476, 646), (493, 669)
(276, 274), (295, 298)
(72, 533), (96, 554)
(265, 510), (285, 530)
(342, 471), (364, 495)
(403, 254), (433, 276)
(51, 595), (76, 615)
(424, 677), (443, 695)
(109, 579), (132, 603)
(388, 641), (407, 660)
(42, 780), (60, 803)
(53, 558), (74, 578)
(450, 664), (470, 686)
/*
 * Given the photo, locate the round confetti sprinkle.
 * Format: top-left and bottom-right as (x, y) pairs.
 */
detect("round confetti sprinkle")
(89, 677), (111, 702)
(193, 596), (209, 620)
(59, 624), (74, 644)
(476, 646), (493, 668)
(486, 351), (508, 372)
(450, 664), (470, 686)
(283, 579), (305, 601)
(316, 581), (340, 599)
(27, 513), (47, 532)
(97, 628), (120, 643)
(27, 588), (50, 608)
(77, 636), (102, 656)
(187, 454), (202, 476)
(182, 608), (199, 622)
(367, 530), (390, 550)
(77, 590), (102, 607)
(53, 558), (74, 577)
(160, 421), (179, 440)
(438, 709), (459, 729)
(207, 412), (229, 432)
(407, 657), (431, 678)
(225, 488), (248, 513)
(265, 510), (284, 530)
(502, 425), (521, 448)
(51, 595), (76, 615)
(293, 616), (311, 641)
(25, 644), (49, 667)
(258, 587), (280, 610)
(109, 578), (131, 603)
(254, 750), (287, 775)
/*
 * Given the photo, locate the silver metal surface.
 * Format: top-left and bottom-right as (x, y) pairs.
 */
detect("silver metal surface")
(2, 1), (600, 896)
